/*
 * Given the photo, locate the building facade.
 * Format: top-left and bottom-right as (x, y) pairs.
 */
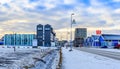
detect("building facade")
(91, 35), (100, 47)
(74, 28), (87, 47)
(37, 24), (44, 46)
(85, 37), (92, 47)
(85, 34), (120, 48)
(4, 34), (35, 46)
(37, 24), (56, 46)
(99, 34), (120, 48)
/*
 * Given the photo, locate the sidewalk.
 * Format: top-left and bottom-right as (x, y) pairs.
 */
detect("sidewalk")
(62, 47), (120, 69)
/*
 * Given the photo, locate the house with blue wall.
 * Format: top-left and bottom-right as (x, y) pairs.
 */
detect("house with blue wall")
(85, 37), (92, 46)
(99, 34), (120, 48)
(91, 35), (100, 47)
(85, 35), (100, 47)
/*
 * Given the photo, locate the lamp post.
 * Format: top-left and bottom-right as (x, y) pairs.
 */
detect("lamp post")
(13, 32), (16, 52)
(69, 13), (76, 51)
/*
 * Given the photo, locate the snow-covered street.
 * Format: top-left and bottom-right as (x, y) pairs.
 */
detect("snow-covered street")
(62, 47), (120, 69)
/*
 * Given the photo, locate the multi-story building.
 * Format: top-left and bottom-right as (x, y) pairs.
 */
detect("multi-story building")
(74, 28), (87, 47)
(4, 34), (35, 46)
(4, 24), (56, 47)
(37, 24), (44, 46)
(37, 24), (56, 46)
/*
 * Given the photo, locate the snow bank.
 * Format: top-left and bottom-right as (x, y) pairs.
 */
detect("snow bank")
(62, 47), (120, 69)
(0, 47), (59, 69)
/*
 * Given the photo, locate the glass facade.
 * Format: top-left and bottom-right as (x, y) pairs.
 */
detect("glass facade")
(4, 34), (35, 46)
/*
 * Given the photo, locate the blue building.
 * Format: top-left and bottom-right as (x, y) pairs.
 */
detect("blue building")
(4, 34), (35, 46)
(44, 24), (56, 46)
(91, 35), (100, 47)
(37, 24), (56, 46)
(85, 37), (92, 46)
(99, 34), (120, 48)
(0, 37), (4, 45)
(37, 24), (44, 46)
(85, 35), (100, 47)
(85, 34), (120, 48)
(44, 24), (51, 46)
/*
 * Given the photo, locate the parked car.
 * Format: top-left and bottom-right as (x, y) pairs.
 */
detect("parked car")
(114, 44), (120, 49)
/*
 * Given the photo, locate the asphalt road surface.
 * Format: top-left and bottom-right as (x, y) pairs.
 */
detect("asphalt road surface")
(75, 47), (120, 60)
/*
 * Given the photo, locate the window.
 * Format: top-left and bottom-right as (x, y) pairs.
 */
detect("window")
(38, 36), (42, 38)
(45, 28), (50, 30)
(105, 40), (108, 41)
(38, 27), (42, 30)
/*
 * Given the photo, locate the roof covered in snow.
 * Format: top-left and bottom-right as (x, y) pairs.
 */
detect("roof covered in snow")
(101, 34), (120, 40)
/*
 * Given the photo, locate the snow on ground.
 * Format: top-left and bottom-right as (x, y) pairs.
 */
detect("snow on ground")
(0, 47), (58, 69)
(62, 47), (120, 69)
(89, 47), (120, 53)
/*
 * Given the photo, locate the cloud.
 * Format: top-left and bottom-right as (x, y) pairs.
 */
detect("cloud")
(114, 8), (120, 14)
(0, 0), (120, 39)
(113, 0), (120, 2)
(0, 0), (11, 4)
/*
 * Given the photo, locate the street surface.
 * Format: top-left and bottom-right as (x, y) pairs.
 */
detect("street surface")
(75, 47), (120, 60)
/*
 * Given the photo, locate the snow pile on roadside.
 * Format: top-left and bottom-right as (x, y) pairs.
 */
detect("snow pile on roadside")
(0, 48), (59, 69)
(30, 49), (59, 69)
(62, 47), (120, 69)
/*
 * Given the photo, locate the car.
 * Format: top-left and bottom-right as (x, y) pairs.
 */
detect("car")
(114, 44), (120, 49)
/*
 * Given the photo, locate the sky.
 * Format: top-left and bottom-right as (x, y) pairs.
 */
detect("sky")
(0, 0), (120, 40)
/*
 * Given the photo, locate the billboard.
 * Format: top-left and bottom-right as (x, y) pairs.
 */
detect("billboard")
(96, 30), (101, 35)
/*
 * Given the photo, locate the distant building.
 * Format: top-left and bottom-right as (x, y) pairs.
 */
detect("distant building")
(37, 24), (44, 46)
(74, 28), (87, 47)
(58, 40), (67, 47)
(85, 34), (120, 48)
(4, 34), (35, 46)
(85, 37), (92, 47)
(0, 37), (4, 45)
(44, 24), (56, 46)
(36, 24), (56, 46)
(91, 35), (100, 47)
(99, 34), (120, 48)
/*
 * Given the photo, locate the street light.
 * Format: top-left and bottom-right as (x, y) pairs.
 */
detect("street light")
(13, 32), (16, 52)
(69, 13), (76, 51)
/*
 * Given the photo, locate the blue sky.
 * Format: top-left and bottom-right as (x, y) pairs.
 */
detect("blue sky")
(0, 0), (120, 39)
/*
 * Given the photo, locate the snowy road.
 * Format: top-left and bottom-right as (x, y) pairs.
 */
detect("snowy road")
(75, 47), (120, 60)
